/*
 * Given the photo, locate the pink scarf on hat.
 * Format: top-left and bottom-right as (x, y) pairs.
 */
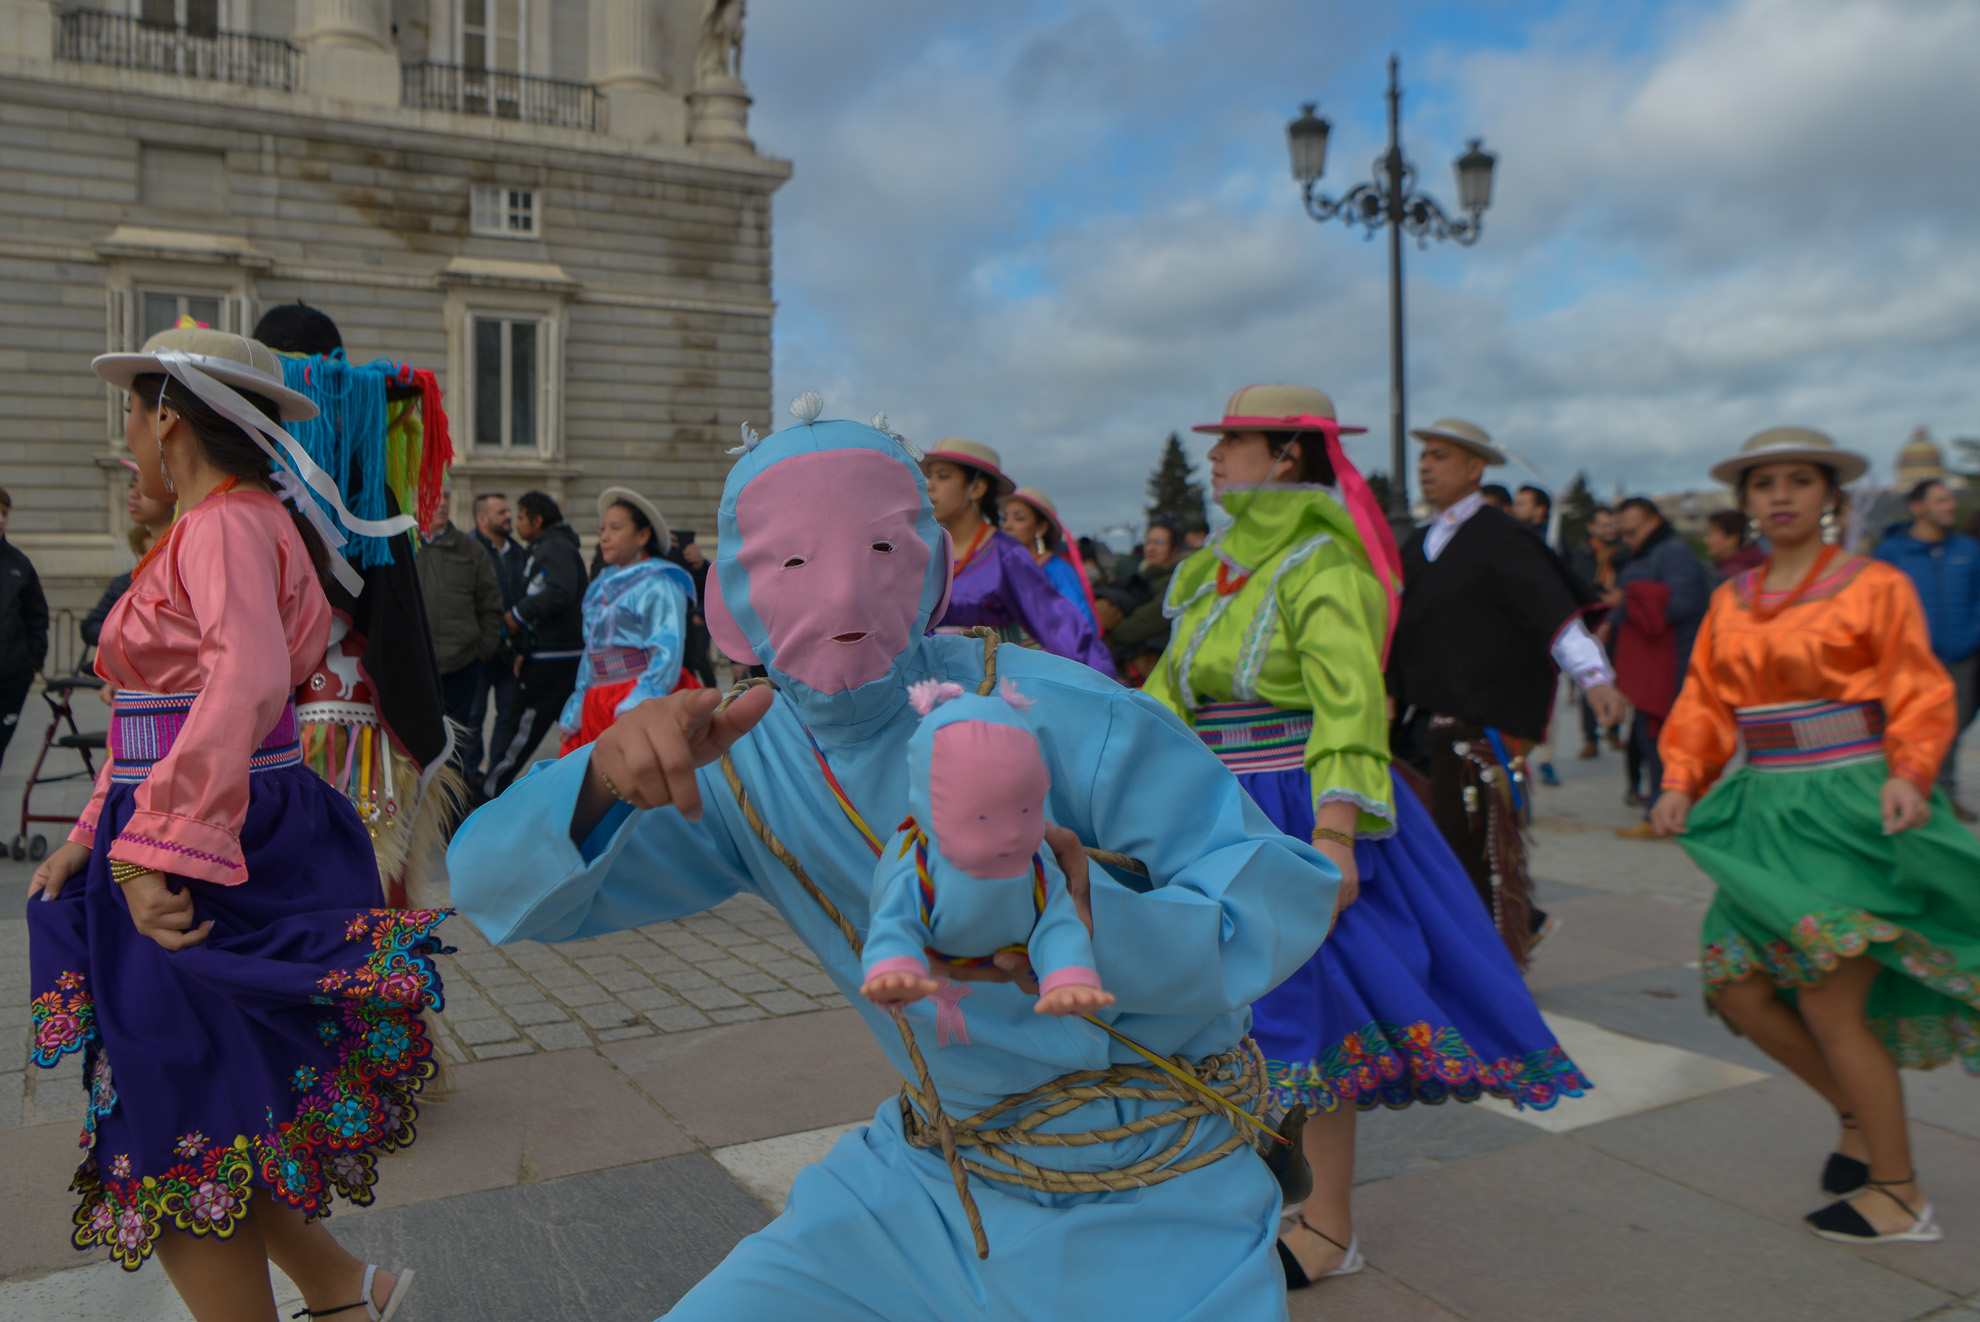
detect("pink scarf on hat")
(1289, 415), (1404, 665)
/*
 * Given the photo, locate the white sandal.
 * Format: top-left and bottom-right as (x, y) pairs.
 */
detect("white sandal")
(292, 1265), (416, 1321)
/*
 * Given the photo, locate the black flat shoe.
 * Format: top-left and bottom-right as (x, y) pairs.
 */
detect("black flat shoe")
(1276, 1217), (1364, 1289)
(1822, 1151), (1868, 1198)
(1806, 1176), (1943, 1245)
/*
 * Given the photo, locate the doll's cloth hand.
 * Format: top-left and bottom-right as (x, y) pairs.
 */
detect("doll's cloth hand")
(860, 967), (939, 1008)
(1034, 984), (1116, 1016)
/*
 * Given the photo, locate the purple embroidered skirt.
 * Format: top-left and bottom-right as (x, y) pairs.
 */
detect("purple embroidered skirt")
(25, 755), (448, 1270)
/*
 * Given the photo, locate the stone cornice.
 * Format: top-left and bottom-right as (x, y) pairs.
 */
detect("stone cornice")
(0, 59), (793, 189)
(92, 226), (275, 270)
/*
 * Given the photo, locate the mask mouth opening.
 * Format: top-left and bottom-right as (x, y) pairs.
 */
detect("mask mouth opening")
(831, 631), (871, 644)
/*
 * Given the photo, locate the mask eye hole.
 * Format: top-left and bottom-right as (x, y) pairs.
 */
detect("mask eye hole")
(871, 541), (894, 553)
(782, 556), (807, 569)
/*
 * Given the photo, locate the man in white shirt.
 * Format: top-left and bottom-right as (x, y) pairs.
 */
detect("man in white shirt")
(1387, 418), (1626, 963)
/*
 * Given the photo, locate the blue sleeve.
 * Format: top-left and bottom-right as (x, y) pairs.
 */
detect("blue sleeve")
(861, 837), (933, 977)
(1057, 683), (1339, 1016)
(621, 575), (689, 715)
(1043, 556), (1097, 627)
(447, 745), (753, 945)
(1027, 852), (1099, 982)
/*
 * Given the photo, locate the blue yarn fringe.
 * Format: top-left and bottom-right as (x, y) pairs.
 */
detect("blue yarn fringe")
(277, 352), (394, 570)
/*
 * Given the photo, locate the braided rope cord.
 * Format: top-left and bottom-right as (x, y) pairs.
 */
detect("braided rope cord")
(712, 629), (1264, 1258)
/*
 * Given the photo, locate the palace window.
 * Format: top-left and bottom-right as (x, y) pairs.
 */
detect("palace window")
(470, 185), (537, 238)
(471, 314), (544, 451)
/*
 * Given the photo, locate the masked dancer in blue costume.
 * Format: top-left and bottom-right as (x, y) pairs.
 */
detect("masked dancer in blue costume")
(1145, 386), (1591, 1289)
(448, 395), (1341, 1321)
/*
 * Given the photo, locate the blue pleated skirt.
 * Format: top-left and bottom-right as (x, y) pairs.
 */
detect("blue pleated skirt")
(1242, 766), (1590, 1112)
(25, 766), (450, 1269)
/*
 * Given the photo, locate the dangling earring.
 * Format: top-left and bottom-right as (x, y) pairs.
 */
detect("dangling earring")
(1034, 533), (1046, 555)
(1820, 506), (1839, 545)
(1746, 516), (1762, 542)
(153, 391), (177, 496)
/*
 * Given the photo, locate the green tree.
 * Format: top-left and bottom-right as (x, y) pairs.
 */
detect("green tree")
(1363, 470), (1391, 514)
(1557, 470), (1596, 550)
(1146, 432), (1207, 528)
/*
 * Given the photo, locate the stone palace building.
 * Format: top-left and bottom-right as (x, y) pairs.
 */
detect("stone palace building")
(0, 0), (784, 664)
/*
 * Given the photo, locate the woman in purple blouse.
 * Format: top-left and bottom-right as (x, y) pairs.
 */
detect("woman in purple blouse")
(922, 438), (1114, 676)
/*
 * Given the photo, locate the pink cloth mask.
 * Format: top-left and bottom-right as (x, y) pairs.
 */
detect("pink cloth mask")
(929, 721), (1050, 879)
(723, 451), (933, 694)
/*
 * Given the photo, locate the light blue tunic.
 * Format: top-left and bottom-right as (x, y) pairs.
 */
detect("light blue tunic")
(557, 557), (696, 732)
(448, 417), (1339, 1322)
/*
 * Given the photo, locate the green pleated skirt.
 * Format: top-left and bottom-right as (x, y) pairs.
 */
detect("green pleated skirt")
(1678, 758), (1980, 1074)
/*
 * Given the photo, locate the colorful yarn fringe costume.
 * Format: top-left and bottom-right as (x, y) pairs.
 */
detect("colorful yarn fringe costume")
(277, 352), (464, 907)
(449, 402), (1345, 1320)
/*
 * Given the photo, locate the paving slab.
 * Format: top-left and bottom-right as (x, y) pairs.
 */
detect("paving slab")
(1538, 892), (1709, 966)
(365, 1047), (694, 1211)
(1577, 1074), (1980, 1296)
(603, 1008), (898, 1148)
(1534, 965), (1781, 1076)
(0, 1118), (104, 1279)
(321, 1154), (771, 1322)
(1475, 1013), (1765, 1133)
(1903, 1066), (1980, 1143)
(1286, 1266), (1468, 1320)
(1352, 1136), (1949, 1322)
(712, 1121), (867, 1214)
(1353, 1098), (1543, 1186)
(1523, 934), (1671, 993)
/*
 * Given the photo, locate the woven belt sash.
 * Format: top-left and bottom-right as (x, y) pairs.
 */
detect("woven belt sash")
(586, 645), (652, 684)
(1193, 701), (1311, 774)
(110, 692), (301, 785)
(1737, 700), (1885, 771)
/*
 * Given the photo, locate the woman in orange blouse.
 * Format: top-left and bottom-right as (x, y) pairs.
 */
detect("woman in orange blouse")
(1653, 427), (1978, 1248)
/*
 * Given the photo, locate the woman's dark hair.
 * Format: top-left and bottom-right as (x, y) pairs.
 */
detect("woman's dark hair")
(517, 490), (563, 527)
(1706, 509), (1747, 545)
(589, 498), (659, 580)
(1262, 430), (1337, 487)
(957, 464), (1002, 523)
(131, 372), (333, 589)
(1005, 496), (1060, 552)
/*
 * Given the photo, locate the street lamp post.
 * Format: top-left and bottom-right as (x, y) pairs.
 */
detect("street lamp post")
(1288, 54), (1496, 534)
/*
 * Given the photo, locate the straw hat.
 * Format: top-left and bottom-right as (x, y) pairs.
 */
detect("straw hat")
(1409, 417), (1506, 466)
(1191, 384), (1367, 436)
(94, 327), (318, 422)
(597, 485), (671, 550)
(1005, 487), (1065, 535)
(923, 437), (1015, 496)
(1709, 427), (1867, 487)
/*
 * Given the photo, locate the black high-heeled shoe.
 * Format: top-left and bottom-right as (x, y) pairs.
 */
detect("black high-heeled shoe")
(1823, 1112), (1867, 1197)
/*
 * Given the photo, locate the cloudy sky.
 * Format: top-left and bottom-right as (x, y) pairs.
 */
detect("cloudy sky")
(745, 0), (1980, 538)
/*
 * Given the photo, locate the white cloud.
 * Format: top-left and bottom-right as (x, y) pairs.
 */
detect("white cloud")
(750, 0), (1980, 537)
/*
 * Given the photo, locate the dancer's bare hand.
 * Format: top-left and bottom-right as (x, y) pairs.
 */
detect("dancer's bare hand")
(1650, 790), (1693, 837)
(572, 686), (774, 840)
(1586, 683), (1628, 729)
(1881, 776), (1931, 835)
(944, 823), (1094, 990)
(120, 871), (212, 950)
(1313, 838), (1359, 913)
(860, 968), (938, 1009)
(28, 841), (91, 901)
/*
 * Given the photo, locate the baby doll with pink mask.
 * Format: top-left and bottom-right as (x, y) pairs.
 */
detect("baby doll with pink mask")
(859, 678), (1115, 1018)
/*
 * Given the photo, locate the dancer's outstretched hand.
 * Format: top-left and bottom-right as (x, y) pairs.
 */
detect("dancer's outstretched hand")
(572, 686), (775, 840)
(29, 840), (91, 902)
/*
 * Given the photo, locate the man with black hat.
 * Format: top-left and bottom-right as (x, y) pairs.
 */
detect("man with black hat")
(1388, 418), (1627, 964)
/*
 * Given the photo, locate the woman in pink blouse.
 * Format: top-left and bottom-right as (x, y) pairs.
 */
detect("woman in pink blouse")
(27, 328), (442, 1321)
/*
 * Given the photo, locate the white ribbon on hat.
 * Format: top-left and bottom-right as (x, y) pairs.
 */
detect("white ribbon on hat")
(154, 349), (415, 595)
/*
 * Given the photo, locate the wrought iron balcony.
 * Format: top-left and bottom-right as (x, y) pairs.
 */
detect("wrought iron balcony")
(56, 9), (300, 90)
(401, 62), (602, 132)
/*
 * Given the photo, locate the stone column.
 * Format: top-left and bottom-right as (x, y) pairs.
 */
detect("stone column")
(687, 70), (750, 152)
(590, 0), (682, 143)
(295, 0), (399, 106)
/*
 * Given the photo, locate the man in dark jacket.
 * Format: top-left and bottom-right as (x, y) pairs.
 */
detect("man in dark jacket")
(416, 490), (505, 782)
(1564, 505), (1624, 759)
(484, 491), (586, 794)
(0, 487), (50, 765)
(469, 491), (528, 793)
(1606, 497), (1716, 836)
(1875, 478), (1980, 817)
